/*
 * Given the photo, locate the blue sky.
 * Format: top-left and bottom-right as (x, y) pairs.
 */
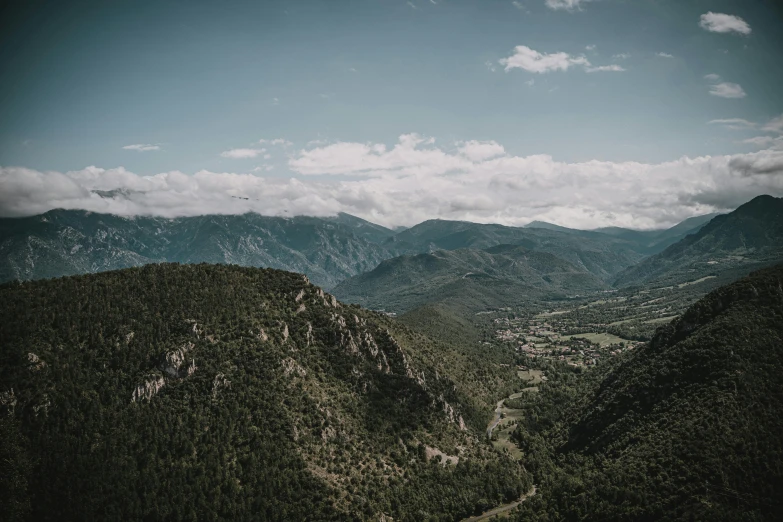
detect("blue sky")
(1, 0), (782, 228)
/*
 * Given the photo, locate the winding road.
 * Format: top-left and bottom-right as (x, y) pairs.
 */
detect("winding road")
(460, 486), (538, 521)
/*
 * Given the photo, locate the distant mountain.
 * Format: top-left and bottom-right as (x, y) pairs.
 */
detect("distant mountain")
(322, 212), (397, 244)
(613, 196), (783, 287)
(333, 244), (608, 313)
(593, 212), (720, 254)
(384, 220), (645, 280)
(517, 264), (783, 520)
(0, 264), (530, 521)
(0, 210), (395, 289)
(526, 213), (720, 256)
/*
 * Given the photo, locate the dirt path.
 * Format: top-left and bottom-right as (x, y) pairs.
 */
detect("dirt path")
(486, 398), (505, 438)
(460, 486), (537, 521)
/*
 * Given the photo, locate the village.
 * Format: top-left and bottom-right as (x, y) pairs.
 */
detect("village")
(492, 313), (642, 367)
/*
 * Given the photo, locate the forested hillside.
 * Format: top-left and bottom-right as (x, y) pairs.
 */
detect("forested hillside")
(385, 220), (645, 279)
(511, 264), (783, 521)
(333, 245), (607, 313)
(613, 195), (783, 288)
(0, 264), (530, 521)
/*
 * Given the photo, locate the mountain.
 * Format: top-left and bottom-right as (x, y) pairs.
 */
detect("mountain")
(0, 264), (530, 521)
(613, 195), (783, 287)
(333, 244), (608, 314)
(514, 263), (783, 521)
(593, 212), (720, 254)
(323, 212), (397, 244)
(0, 210), (395, 289)
(383, 220), (645, 280)
(527, 212), (720, 256)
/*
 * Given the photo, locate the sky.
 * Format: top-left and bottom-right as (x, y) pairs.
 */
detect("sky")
(1, 0), (782, 229)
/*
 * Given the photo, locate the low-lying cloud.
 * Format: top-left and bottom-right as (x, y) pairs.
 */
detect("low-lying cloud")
(2, 134), (782, 230)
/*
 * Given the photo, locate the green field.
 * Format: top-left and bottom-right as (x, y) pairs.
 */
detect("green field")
(561, 332), (628, 346)
(517, 369), (545, 385)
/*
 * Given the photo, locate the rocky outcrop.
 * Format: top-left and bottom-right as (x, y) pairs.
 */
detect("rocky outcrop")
(212, 373), (231, 398)
(28, 352), (46, 371)
(161, 342), (195, 378)
(0, 388), (17, 415)
(131, 374), (166, 402)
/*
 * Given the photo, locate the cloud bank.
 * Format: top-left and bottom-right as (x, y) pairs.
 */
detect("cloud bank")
(3, 134), (783, 230)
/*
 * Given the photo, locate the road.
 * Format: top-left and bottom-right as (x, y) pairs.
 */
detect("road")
(486, 398), (505, 438)
(460, 486), (537, 521)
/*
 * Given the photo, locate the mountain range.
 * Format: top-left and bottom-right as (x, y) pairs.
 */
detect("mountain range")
(0, 210), (394, 289)
(0, 206), (721, 291)
(2, 196), (782, 317)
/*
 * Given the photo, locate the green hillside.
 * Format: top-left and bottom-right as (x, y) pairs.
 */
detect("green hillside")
(0, 264), (530, 521)
(384, 220), (644, 280)
(512, 264), (783, 521)
(333, 245), (607, 314)
(613, 195), (783, 288)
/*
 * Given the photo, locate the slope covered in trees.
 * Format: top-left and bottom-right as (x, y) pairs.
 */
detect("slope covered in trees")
(613, 195), (783, 288)
(0, 264), (530, 521)
(384, 220), (644, 279)
(333, 245), (607, 314)
(512, 264), (783, 521)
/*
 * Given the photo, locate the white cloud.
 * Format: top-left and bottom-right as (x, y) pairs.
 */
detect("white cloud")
(586, 64), (625, 73)
(525, 79), (535, 86)
(761, 114), (783, 134)
(704, 73), (721, 82)
(457, 140), (506, 162)
(3, 138), (782, 229)
(708, 118), (756, 130)
(709, 82), (746, 99)
(512, 1), (525, 10)
(656, 52), (673, 58)
(263, 153), (272, 160)
(407, 1), (417, 9)
(220, 148), (265, 159)
(546, 0), (591, 11)
(485, 60), (497, 73)
(123, 144), (161, 152)
(699, 12), (751, 35)
(499, 45), (588, 73)
(500, 45), (624, 74)
(612, 53), (631, 60)
(585, 44), (596, 51)
(259, 138), (293, 147)
(741, 136), (783, 150)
